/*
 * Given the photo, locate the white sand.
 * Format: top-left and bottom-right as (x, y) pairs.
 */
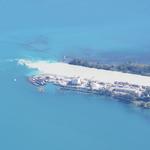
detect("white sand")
(18, 59), (150, 86)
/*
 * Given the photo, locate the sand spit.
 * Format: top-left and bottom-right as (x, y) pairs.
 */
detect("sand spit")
(18, 59), (150, 108)
(18, 59), (150, 87)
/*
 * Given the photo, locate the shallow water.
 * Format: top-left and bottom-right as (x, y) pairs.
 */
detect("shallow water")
(1, 0), (150, 150)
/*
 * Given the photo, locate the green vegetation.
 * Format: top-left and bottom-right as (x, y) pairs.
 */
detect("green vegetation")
(67, 58), (150, 76)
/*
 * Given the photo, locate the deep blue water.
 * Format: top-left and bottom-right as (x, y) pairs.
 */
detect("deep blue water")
(1, 0), (150, 150)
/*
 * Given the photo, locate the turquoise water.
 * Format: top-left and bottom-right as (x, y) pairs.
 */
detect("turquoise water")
(1, 0), (150, 149)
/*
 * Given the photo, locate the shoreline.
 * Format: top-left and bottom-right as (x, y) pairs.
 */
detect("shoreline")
(19, 59), (150, 108)
(19, 59), (150, 86)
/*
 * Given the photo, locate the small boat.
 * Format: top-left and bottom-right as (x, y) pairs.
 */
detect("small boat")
(28, 77), (47, 86)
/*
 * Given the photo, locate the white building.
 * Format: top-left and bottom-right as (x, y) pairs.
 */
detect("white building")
(69, 77), (81, 85)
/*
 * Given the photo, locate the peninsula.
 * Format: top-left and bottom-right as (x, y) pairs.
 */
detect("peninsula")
(18, 59), (150, 108)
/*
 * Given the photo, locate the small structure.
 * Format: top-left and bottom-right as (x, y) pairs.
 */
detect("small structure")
(69, 77), (81, 85)
(90, 82), (101, 90)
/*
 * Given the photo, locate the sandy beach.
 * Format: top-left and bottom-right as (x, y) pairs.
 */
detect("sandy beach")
(18, 59), (150, 87)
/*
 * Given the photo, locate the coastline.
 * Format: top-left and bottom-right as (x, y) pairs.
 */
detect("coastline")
(19, 59), (150, 108)
(19, 59), (150, 86)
